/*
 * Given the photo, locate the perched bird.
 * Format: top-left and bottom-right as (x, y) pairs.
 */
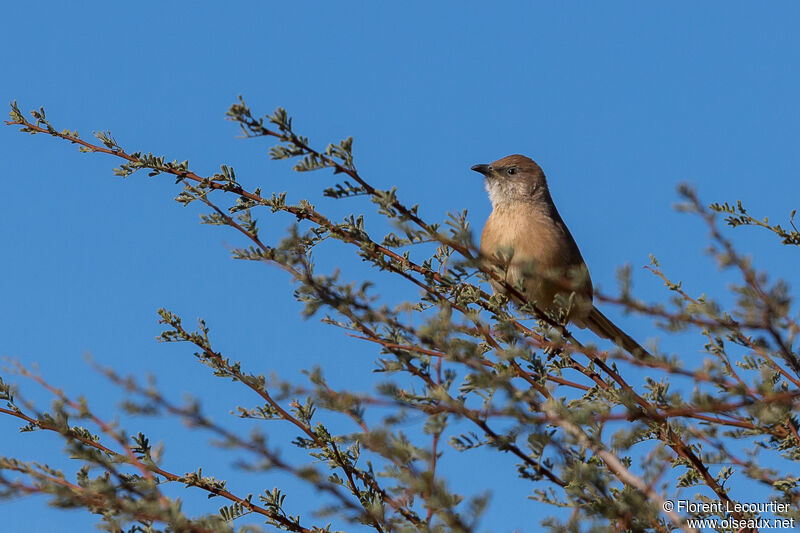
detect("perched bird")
(472, 154), (648, 357)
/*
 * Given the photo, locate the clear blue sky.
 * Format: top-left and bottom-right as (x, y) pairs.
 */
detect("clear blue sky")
(2, 2), (799, 531)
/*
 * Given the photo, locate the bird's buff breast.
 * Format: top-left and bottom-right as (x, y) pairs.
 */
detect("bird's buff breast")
(480, 206), (590, 311)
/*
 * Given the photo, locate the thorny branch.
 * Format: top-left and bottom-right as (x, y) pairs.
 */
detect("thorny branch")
(4, 100), (800, 532)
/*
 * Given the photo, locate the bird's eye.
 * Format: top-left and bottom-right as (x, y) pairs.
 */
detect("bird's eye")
(507, 167), (517, 175)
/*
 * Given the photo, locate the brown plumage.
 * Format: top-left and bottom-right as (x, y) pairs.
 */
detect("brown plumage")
(473, 154), (648, 357)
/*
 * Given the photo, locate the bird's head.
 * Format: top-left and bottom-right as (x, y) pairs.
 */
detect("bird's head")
(471, 154), (548, 208)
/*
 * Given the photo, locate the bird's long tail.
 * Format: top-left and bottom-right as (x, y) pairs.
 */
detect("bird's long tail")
(584, 306), (651, 359)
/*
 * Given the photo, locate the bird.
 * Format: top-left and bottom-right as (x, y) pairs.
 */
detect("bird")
(471, 154), (649, 358)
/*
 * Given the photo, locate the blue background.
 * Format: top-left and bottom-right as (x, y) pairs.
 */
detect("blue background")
(2, 2), (799, 531)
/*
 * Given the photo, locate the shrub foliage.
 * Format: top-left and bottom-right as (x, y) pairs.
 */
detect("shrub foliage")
(3, 99), (800, 532)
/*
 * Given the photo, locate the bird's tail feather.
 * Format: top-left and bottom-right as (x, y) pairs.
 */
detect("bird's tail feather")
(585, 306), (651, 359)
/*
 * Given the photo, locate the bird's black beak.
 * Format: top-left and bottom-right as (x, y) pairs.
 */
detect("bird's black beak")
(471, 164), (492, 176)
